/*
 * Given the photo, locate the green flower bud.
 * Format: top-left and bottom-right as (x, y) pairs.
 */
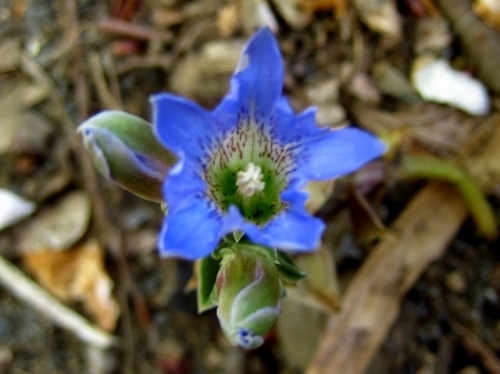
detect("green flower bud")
(216, 250), (282, 349)
(78, 111), (176, 202)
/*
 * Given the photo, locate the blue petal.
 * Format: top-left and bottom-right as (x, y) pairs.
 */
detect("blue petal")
(164, 158), (206, 210)
(245, 204), (325, 251)
(158, 197), (224, 260)
(217, 28), (283, 122)
(293, 127), (386, 183)
(212, 95), (240, 135)
(151, 93), (218, 165)
(270, 98), (324, 145)
(222, 205), (247, 233)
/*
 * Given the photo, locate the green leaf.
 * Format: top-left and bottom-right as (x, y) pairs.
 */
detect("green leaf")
(400, 154), (498, 239)
(197, 255), (222, 313)
(276, 251), (307, 283)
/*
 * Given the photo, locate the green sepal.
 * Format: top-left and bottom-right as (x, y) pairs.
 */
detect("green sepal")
(197, 255), (222, 313)
(237, 243), (278, 263)
(233, 231), (244, 243)
(275, 250), (307, 283)
(160, 203), (168, 215)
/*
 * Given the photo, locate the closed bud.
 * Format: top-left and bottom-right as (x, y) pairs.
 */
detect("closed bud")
(216, 250), (282, 349)
(78, 111), (176, 202)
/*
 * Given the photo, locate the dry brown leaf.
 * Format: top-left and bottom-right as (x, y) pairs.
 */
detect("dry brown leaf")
(0, 38), (21, 73)
(270, 0), (312, 29)
(22, 242), (120, 331)
(277, 245), (340, 369)
(18, 191), (92, 253)
(217, 4), (239, 37)
(474, 0), (500, 31)
(351, 0), (401, 41)
(304, 180), (336, 214)
(300, 0), (348, 18)
(293, 245), (341, 312)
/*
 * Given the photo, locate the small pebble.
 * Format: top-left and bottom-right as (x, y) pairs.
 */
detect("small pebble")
(445, 271), (467, 293)
(456, 365), (481, 374)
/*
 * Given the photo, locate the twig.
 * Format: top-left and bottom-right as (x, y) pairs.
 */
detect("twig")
(110, 0), (141, 20)
(97, 18), (173, 42)
(88, 51), (122, 110)
(65, 0), (90, 122)
(102, 52), (123, 107)
(435, 0), (500, 94)
(115, 55), (172, 75)
(0, 255), (117, 348)
(452, 322), (500, 374)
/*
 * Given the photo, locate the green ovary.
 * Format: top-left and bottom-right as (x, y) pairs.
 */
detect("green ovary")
(205, 122), (291, 224)
(209, 159), (284, 225)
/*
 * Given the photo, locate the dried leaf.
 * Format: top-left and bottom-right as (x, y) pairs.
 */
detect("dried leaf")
(304, 180), (336, 214)
(22, 242), (120, 331)
(18, 191), (92, 252)
(277, 298), (329, 369)
(414, 17), (452, 54)
(474, 0), (500, 32)
(300, 0), (348, 18)
(271, 0), (312, 29)
(238, 0), (279, 33)
(0, 111), (52, 155)
(351, 0), (401, 40)
(170, 40), (244, 104)
(289, 245), (341, 312)
(0, 81), (49, 115)
(0, 38), (21, 73)
(277, 245), (340, 369)
(217, 4), (239, 37)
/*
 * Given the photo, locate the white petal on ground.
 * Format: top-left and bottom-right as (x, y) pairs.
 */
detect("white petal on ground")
(412, 58), (490, 116)
(0, 189), (36, 231)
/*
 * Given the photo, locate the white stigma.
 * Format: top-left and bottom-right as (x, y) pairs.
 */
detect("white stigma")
(236, 163), (265, 198)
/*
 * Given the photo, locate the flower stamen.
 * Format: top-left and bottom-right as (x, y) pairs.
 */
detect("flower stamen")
(236, 163), (265, 198)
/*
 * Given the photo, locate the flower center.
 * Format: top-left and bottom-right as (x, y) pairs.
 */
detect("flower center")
(236, 163), (265, 197)
(205, 119), (293, 224)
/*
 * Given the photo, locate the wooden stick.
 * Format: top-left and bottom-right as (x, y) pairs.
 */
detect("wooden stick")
(0, 255), (117, 348)
(307, 182), (467, 374)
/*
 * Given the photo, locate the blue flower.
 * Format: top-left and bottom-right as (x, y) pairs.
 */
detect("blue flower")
(152, 28), (385, 260)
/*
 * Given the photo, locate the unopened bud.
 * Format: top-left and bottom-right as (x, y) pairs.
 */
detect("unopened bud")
(216, 250), (282, 349)
(78, 111), (176, 202)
